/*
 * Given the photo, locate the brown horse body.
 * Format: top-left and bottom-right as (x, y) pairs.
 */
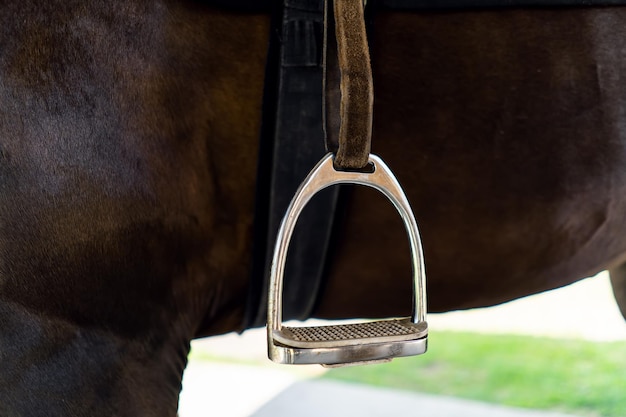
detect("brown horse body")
(2, 1), (626, 415)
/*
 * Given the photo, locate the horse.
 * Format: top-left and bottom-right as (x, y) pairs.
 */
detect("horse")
(2, 0), (626, 415)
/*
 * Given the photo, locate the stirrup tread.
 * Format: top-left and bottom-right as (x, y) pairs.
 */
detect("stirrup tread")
(273, 318), (427, 348)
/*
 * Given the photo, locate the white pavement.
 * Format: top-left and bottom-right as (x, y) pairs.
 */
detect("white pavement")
(179, 271), (626, 417)
(249, 380), (581, 417)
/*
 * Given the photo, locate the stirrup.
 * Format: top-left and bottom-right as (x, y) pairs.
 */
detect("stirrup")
(267, 153), (428, 367)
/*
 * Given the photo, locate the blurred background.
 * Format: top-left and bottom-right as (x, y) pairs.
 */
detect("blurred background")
(179, 271), (626, 417)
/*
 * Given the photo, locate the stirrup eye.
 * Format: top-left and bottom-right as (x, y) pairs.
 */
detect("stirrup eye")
(267, 153), (428, 367)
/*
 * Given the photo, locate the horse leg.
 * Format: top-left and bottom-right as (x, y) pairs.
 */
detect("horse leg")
(609, 264), (626, 321)
(0, 302), (186, 416)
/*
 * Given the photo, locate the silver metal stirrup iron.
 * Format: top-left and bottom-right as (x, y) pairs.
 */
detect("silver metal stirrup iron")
(267, 153), (428, 367)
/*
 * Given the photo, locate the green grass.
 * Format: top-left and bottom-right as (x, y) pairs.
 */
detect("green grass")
(322, 331), (626, 417)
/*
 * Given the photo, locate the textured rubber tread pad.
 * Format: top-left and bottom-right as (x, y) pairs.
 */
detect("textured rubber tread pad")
(273, 318), (427, 349)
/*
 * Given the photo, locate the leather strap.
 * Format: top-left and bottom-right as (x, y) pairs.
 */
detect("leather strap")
(325, 0), (373, 170)
(245, 0), (340, 329)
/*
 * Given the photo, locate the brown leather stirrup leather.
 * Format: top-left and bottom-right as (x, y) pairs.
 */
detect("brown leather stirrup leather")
(325, 0), (373, 170)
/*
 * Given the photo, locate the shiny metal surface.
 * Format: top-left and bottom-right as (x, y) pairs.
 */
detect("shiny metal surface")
(269, 337), (428, 366)
(267, 153), (428, 366)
